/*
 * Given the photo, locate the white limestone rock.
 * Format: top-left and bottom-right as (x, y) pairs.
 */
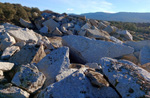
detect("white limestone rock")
(37, 47), (70, 87)
(0, 86), (30, 98)
(86, 29), (110, 40)
(52, 27), (63, 36)
(9, 44), (46, 65)
(81, 23), (91, 30)
(19, 18), (34, 28)
(140, 46), (150, 65)
(11, 64), (46, 93)
(78, 30), (86, 36)
(109, 36), (123, 44)
(117, 30), (133, 41)
(62, 35), (134, 63)
(85, 63), (101, 69)
(1, 46), (20, 60)
(42, 19), (60, 33)
(0, 33), (16, 51)
(0, 62), (14, 72)
(56, 69), (77, 81)
(125, 40), (150, 52)
(100, 57), (150, 98)
(39, 26), (48, 33)
(38, 68), (119, 98)
(8, 28), (38, 42)
(103, 25), (117, 33)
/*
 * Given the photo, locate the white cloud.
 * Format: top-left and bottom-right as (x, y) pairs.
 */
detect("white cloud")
(59, 0), (114, 14)
(67, 8), (74, 11)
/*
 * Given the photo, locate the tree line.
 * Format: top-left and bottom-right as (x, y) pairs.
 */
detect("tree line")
(0, 2), (41, 25)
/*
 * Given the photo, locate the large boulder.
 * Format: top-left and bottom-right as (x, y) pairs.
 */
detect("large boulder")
(38, 68), (119, 98)
(19, 18), (34, 28)
(100, 57), (150, 98)
(0, 62), (14, 72)
(62, 35), (134, 63)
(42, 19), (60, 33)
(125, 40), (150, 52)
(1, 46), (20, 60)
(9, 44), (46, 65)
(7, 28), (38, 42)
(11, 64), (46, 93)
(139, 46), (150, 65)
(37, 47), (70, 87)
(0, 86), (30, 98)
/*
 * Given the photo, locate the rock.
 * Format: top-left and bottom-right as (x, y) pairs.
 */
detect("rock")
(42, 19), (60, 33)
(37, 47), (70, 87)
(89, 19), (98, 27)
(19, 18), (34, 28)
(74, 24), (81, 32)
(78, 30), (86, 36)
(85, 63), (101, 69)
(62, 35), (134, 63)
(38, 36), (54, 49)
(56, 69), (77, 81)
(11, 64), (46, 93)
(141, 63), (150, 72)
(61, 23), (74, 29)
(81, 23), (91, 30)
(85, 69), (109, 87)
(98, 22), (107, 30)
(100, 57), (150, 98)
(69, 63), (85, 69)
(60, 26), (67, 33)
(125, 40), (150, 52)
(1, 46), (20, 60)
(0, 70), (3, 76)
(117, 30), (133, 41)
(103, 25), (117, 34)
(55, 15), (66, 21)
(34, 17), (44, 30)
(0, 33), (16, 51)
(66, 30), (73, 35)
(121, 54), (139, 64)
(140, 46), (150, 65)
(109, 36), (123, 44)
(8, 28), (38, 42)
(15, 41), (26, 48)
(0, 86), (30, 98)
(0, 62), (14, 72)
(38, 68), (119, 98)
(9, 44), (46, 65)
(48, 37), (63, 48)
(39, 26), (48, 33)
(52, 27), (63, 36)
(86, 29), (110, 40)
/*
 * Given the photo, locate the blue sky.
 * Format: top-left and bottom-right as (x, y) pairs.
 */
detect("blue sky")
(1, 0), (150, 14)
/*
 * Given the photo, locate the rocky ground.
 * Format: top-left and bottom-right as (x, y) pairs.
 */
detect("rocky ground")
(0, 12), (150, 98)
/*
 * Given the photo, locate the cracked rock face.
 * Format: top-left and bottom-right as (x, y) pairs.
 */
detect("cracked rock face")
(11, 64), (46, 93)
(63, 35), (134, 63)
(37, 47), (70, 87)
(9, 44), (46, 65)
(38, 68), (119, 98)
(100, 57), (150, 98)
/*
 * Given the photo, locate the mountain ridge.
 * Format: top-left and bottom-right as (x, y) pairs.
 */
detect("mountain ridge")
(81, 12), (150, 23)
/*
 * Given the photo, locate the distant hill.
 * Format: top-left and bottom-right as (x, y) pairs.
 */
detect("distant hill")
(81, 12), (150, 23)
